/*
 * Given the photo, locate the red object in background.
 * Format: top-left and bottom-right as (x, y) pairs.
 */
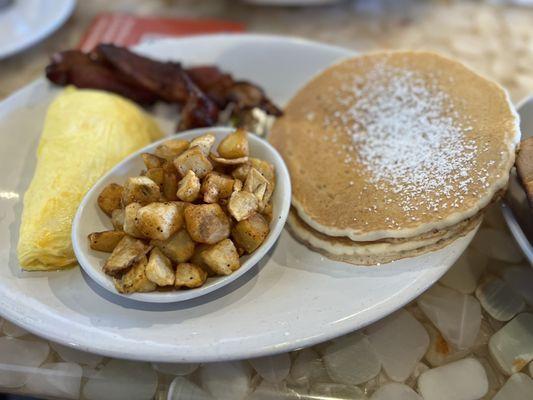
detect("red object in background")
(78, 13), (245, 51)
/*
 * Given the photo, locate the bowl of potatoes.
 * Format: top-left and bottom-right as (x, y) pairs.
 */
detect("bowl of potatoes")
(72, 127), (291, 303)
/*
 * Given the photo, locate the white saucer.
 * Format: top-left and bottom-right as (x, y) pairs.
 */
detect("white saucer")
(0, 0), (75, 59)
(0, 34), (476, 362)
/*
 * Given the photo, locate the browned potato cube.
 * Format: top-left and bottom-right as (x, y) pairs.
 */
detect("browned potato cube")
(244, 168), (272, 210)
(142, 153), (164, 169)
(184, 204), (230, 244)
(210, 154), (248, 165)
(262, 201), (273, 222)
(145, 167), (164, 187)
(122, 176), (160, 206)
(162, 171), (179, 201)
(201, 172), (234, 203)
(189, 133), (215, 156)
(201, 239), (240, 276)
(135, 202), (183, 241)
(103, 235), (152, 276)
(151, 229), (195, 263)
(175, 263), (207, 288)
(88, 230), (125, 253)
(232, 163), (251, 182)
(176, 170), (200, 202)
(217, 129), (249, 159)
(114, 256), (156, 293)
(232, 213), (270, 254)
(123, 203), (144, 238)
(154, 139), (189, 160)
(233, 179), (243, 192)
(228, 190), (259, 221)
(189, 244), (215, 275)
(173, 147), (213, 179)
(97, 183), (123, 216)
(250, 158), (275, 185)
(145, 248), (175, 286)
(111, 209), (125, 231)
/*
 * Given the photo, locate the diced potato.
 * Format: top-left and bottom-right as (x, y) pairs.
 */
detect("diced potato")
(184, 204), (230, 244)
(250, 158), (275, 185)
(210, 154), (248, 165)
(141, 153), (164, 169)
(97, 183), (123, 216)
(201, 239), (240, 276)
(201, 172), (234, 203)
(228, 190), (259, 221)
(135, 202), (183, 241)
(175, 263), (207, 288)
(145, 248), (175, 286)
(88, 230), (125, 252)
(244, 168), (271, 210)
(233, 179), (243, 192)
(173, 201), (191, 216)
(176, 170), (200, 202)
(162, 171), (179, 201)
(262, 201), (273, 222)
(114, 256), (157, 293)
(154, 139), (189, 160)
(122, 176), (160, 206)
(217, 129), (249, 159)
(103, 235), (152, 276)
(152, 229), (195, 263)
(232, 213), (270, 254)
(162, 159), (178, 174)
(189, 133), (215, 156)
(232, 163), (251, 182)
(189, 244), (216, 276)
(173, 147), (213, 179)
(111, 208), (125, 231)
(123, 203), (144, 238)
(145, 167), (164, 187)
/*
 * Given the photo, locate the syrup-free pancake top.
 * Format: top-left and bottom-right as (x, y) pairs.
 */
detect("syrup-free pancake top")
(269, 51), (520, 241)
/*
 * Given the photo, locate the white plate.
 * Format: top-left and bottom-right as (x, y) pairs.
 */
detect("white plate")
(72, 128), (291, 303)
(0, 0), (76, 59)
(0, 34), (476, 362)
(502, 95), (533, 265)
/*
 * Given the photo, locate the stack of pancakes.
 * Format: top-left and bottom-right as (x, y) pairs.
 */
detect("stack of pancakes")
(270, 51), (520, 265)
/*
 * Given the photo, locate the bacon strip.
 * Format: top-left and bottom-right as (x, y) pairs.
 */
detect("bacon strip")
(45, 45), (282, 130)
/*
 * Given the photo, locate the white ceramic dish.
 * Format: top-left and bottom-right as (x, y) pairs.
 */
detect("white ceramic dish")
(72, 128), (291, 303)
(0, 34), (477, 362)
(0, 0), (75, 59)
(502, 95), (533, 265)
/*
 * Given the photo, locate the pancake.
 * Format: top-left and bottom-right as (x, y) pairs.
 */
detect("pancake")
(270, 51), (520, 242)
(288, 209), (482, 265)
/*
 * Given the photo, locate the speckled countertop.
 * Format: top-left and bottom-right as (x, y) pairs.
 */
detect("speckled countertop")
(1, 1), (532, 399)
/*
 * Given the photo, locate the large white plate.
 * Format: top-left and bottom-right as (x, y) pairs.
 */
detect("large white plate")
(0, 34), (476, 362)
(0, 0), (76, 59)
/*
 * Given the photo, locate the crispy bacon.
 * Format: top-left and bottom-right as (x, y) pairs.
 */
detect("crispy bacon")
(45, 45), (282, 131)
(95, 44), (190, 103)
(45, 51), (159, 105)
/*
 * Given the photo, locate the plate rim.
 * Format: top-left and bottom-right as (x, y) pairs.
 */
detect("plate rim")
(0, 33), (473, 362)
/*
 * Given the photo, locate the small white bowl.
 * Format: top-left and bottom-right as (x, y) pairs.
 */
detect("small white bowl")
(72, 127), (291, 303)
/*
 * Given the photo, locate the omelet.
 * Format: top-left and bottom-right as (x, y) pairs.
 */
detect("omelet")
(18, 87), (163, 271)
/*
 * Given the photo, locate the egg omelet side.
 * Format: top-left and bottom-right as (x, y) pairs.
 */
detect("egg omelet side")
(17, 87), (162, 271)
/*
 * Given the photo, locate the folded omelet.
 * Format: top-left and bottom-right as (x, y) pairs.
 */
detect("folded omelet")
(18, 87), (162, 271)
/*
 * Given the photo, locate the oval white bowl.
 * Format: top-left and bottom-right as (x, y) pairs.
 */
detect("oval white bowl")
(72, 127), (291, 303)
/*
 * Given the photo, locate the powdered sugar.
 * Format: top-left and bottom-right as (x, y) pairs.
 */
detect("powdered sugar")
(328, 60), (484, 218)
